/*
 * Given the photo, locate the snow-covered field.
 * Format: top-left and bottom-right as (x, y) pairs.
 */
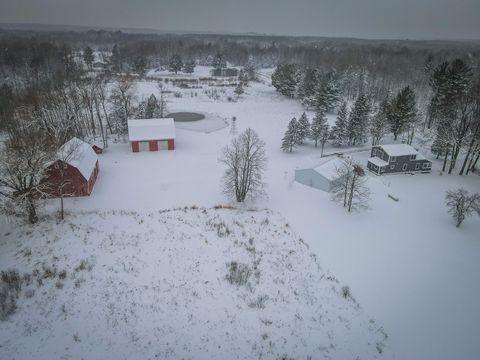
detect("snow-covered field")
(1, 68), (480, 360)
(0, 207), (388, 359)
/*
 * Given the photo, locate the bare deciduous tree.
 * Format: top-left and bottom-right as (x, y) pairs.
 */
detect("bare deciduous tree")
(0, 119), (56, 223)
(331, 158), (370, 212)
(445, 188), (480, 227)
(219, 128), (267, 202)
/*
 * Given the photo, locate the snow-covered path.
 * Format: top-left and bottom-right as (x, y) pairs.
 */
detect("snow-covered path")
(18, 80), (480, 359)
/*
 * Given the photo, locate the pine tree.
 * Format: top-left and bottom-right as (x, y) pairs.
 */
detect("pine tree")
(169, 54), (183, 74)
(310, 110), (329, 156)
(297, 68), (318, 107)
(297, 112), (310, 143)
(183, 59), (196, 73)
(144, 94), (160, 118)
(133, 55), (147, 77)
(110, 44), (122, 72)
(271, 64), (299, 98)
(212, 53), (227, 69)
(83, 46), (94, 70)
(234, 82), (244, 97)
(369, 96), (389, 145)
(331, 101), (349, 146)
(387, 86), (417, 141)
(313, 71), (340, 113)
(281, 118), (301, 152)
(347, 95), (370, 145)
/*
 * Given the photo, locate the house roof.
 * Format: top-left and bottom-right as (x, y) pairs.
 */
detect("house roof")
(368, 157), (389, 167)
(313, 157), (347, 181)
(378, 144), (418, 156)
(128, 118), (176, 142)
(58, 137), (98, 180)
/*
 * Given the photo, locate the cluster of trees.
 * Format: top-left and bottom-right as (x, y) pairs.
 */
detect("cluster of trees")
(428, 59), (480, 175)
(281, 112), (329, 155)
(168, 54), (196, 74)
(445, 188), (480, 227)
(272, 65), (340, 111)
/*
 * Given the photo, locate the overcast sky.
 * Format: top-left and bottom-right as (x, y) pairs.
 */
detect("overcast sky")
(1, 0), (479, 40)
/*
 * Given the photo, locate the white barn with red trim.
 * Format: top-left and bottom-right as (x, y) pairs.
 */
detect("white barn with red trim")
(127, 118), (176, 152)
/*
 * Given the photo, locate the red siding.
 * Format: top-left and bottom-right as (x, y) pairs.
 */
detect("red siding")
(168, 139), (175, 150)
(131, 141), (139, 152)
(43, 159), (99, 198)
(149, 140), (158, 151)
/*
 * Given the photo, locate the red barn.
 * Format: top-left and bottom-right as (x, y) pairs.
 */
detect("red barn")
(128, 118), (175, 152)
(43, 137), (99, 197)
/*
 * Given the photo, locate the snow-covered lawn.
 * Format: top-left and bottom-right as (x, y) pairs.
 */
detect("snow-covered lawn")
(1, 73), (479, 359)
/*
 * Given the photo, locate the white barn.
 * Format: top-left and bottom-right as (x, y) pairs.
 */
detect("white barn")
(295, 157), (345, 192)
(127, 118), (176, 152)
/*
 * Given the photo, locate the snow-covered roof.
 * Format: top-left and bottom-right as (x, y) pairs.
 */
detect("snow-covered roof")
(368, 157), (389, 167)
(313, 157), (347, 181)
(378, 144), (418, 156)
(59, 137), (98, 180)
(128, 118), (176, 141)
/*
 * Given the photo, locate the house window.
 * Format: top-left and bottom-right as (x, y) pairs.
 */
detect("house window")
(372, 149), (376, 156)
(415, 163), (420, 170)
(410, 155), (416, 161)
(380, 166), (385, 172)
(402, 163), (407, 171)
(422, 162), (431, 169)
(390, 165), (395, 170)
(391, 156), (397, 162)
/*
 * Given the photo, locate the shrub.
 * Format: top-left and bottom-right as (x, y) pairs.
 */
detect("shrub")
(226, 261), (251, 287)
(0, 270), (22, 320)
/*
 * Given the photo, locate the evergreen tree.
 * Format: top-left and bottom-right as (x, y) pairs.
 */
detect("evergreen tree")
(133, 55), (147, 77)
(281, 118), (302, 152)
(331, 101), (349, 146)
(347, 94), (370, 145)
(313, 71), (340, 113)
(83, 46), (94, 70)
(110, 44), (122, 72)
(212, 53), (227, 69)
(144, 94), (161, 118)
(183, 59), (196, 73)
(234, 82), (244, 97)
(369, 96), (389, 145)
(387, 86), (417, 141)
(310, 110), (329, 155)
(297, 68), (318, 107)
(271, 64), (299, 98)
(297, 112), (310, 143)
(169, 54), (183, 74)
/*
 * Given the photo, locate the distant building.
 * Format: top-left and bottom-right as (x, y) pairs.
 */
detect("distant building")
(295, 157), (346, 192)
(91, 143), (104, 154)
(210, 68), (239, 77)
(43, 137), (99, 197)
(367, 144), (432, 175)
(127, 118), (176, 152)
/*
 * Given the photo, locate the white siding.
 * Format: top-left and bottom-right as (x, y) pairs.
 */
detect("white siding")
(158, 140), (168, 150)
(139, 141), (149, 152)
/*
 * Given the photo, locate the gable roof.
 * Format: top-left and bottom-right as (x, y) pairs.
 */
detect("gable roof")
(59, 137), (98, 180)
(313, 157), (347, 181)
(378, 144), (418, 157)
(128, 118), (176, 141)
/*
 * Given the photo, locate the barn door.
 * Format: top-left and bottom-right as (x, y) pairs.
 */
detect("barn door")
(139, 141), (149, 152)
(158, 140), (168, 150)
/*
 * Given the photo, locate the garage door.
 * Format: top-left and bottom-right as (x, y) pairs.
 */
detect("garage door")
(158, 140), (168, 150)
(139, 141), (149, 152)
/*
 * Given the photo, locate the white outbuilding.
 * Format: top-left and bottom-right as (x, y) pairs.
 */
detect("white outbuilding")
(294, 157), (345, 192)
